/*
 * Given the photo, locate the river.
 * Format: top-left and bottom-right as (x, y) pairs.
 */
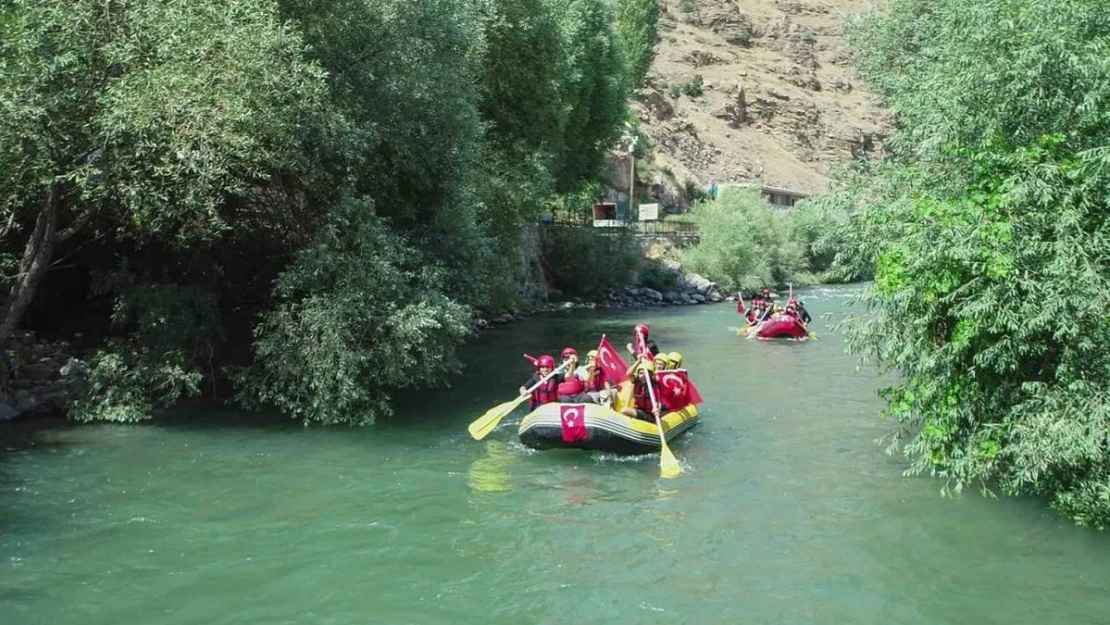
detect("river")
(2, 285), (1109, 625)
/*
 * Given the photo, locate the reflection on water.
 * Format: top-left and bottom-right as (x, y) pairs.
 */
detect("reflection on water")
(467, 440), (514, 493)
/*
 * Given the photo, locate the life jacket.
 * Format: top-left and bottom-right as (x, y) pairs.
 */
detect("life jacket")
(584, 367), (605, 392)
(632, 380), (658, 413)
(530, 377), (560, 410)
(557, 375), (583, 397)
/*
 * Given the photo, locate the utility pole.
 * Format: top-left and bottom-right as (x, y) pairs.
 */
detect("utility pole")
(629, 134), (638, 223)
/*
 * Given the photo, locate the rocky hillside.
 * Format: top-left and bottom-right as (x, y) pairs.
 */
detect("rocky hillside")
(634, 0), (892, 199)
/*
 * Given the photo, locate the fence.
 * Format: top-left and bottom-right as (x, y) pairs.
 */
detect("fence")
(540, 214), (700, 246)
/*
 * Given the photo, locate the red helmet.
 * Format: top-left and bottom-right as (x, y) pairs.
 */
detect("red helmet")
(536, 355), (555, 368)
(634, 324), (650, 337)
(561, 347), (577, 359)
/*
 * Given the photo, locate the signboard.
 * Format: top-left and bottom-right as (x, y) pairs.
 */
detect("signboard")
(638, 203), (659, 221)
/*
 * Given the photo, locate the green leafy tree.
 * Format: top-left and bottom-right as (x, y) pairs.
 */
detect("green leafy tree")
(234, 198), (472, 426)
(552, 0), (629, 191)
(0, 0), (332, 350)
(835, 0), (1110, 527)
(681, 187), (804, 292)
(615, 0), (660, 89)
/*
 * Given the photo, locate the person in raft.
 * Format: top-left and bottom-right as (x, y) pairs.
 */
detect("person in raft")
(574, 349), (616, 407)
(795, 300), (812, 324)
(620, 358), (663, 422)
(518, 354), (563, 410)
(626, 323), (660, 358)
(556, 347), (588, 403)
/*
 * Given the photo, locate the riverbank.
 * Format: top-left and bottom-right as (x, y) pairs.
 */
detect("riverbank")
(472, 271), (730, 331)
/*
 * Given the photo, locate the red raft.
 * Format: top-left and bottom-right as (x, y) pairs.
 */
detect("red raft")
(745, 317), (810, 340)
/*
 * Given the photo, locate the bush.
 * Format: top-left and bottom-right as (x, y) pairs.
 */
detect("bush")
(233, 198), (472, 425)
(681, 75), (704, 97)
(680, 187), (803, 292)
(639, 258), (680, 292)
(840, 0), (1110, 527)
(69, 285), (219, 422)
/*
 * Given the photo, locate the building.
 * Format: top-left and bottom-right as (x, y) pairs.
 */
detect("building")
(711, 182), (812, 208)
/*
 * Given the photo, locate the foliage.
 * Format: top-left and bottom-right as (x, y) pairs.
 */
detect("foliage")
(70, 285), (219, 422)
(2, 0), (637, 427)
(615, 0), (661, 89)
(639, 259), (681, 293)
(0, 0), (333, 243)
(789, 173), (875, 283)
(680, 187), (804, 292)
(552, 0), (629, 191)
(839, 0), (1110, 527)
(681, 75), (704, 97)
(541, 227), (639, 297)
(233, 198), (472, 426)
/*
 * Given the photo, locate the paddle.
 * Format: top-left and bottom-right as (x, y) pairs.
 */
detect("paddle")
(641, 362), (683, 479)
(636, 327), (682, 479)
(468, 363), (567, 441)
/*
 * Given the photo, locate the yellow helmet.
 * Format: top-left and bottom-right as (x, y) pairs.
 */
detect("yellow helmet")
(639, 359), (656, 373)
(668, 351), (683, 367)
(653, 353), (669, 369)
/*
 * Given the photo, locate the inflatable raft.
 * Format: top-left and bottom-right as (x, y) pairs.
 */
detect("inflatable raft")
(518, 401), (700, 455)
(739, 317), (811, 340)
(754, 317), (809, 340)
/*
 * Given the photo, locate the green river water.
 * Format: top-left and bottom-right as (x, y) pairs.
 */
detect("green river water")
(3, 285), (1110, 624)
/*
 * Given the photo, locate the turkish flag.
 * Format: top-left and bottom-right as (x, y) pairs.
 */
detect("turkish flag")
(596, 335), (630, 384)
(657, 370), (703, 410)
(560, 404), (589, 442)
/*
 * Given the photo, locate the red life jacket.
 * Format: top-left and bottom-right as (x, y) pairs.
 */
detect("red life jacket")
(530, 377), (560, 409)
(632, 380), (659, 413)
(584, 367), (605, 392)
(557, 375), (583, 397)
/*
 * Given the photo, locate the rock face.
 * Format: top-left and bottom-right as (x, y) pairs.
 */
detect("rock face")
(633, 0), (891, 198)
(0, 332), (84, 422)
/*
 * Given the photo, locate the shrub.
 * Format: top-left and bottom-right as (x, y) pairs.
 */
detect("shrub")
(681, 187), (803, 292)
(233, 198), (472, 425)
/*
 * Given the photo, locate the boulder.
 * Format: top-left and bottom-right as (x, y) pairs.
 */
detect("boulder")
(679, 272), (716, 295)
(641, 287), (663, 302)
(708, 290), (723, 303)
(691, 293), (707, 304)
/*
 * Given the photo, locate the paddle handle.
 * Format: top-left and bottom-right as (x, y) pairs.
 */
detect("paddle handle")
(518, 363), (567, 398)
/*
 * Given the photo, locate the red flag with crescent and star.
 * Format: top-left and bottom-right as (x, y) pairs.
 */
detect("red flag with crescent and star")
(657, 369), (703, 410)
(560, 404), (588, 442)
(596, 335), (630, 384)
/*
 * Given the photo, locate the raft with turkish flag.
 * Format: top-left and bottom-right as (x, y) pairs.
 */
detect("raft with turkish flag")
(516, 334), (702, 455)
(517, 400), (700, 455)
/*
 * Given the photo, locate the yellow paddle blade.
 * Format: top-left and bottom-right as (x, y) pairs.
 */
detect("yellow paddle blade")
(659, 440), (683, 479)
(468, 397), (524, 440)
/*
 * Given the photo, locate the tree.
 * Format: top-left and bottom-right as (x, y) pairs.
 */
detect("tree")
(615, 0), (660, 89)
(233, 198), (472, 425)
(835, 0), (1110, 527)
(680, 187), (803, 292)
(0, 0), (332, 350)
(552, 0), (629, 191)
